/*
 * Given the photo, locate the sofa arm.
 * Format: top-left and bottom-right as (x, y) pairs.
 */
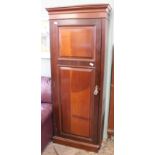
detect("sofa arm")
(41, 76), (51, 103)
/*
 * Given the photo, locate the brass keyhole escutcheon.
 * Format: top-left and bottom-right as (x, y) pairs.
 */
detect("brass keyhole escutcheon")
(94, 85), (99, 95)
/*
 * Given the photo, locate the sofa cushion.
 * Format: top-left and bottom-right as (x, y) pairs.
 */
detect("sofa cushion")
(41, 103), (52, 125)
(41, 76), (51, 103)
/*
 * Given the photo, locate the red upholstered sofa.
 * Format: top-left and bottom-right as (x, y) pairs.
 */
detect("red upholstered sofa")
(41, 76), (52, 151)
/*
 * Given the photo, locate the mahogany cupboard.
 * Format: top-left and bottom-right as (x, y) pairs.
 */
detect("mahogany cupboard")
(46, 4), (111, 151)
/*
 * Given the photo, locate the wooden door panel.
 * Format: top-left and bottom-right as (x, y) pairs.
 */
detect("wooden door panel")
(59, 26), (95, 59)
(52, 18), (101, 143)
(59, 67), (95, 137)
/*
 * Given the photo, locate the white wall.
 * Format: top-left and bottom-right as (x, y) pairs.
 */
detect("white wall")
(41, 58), (51, 77)
(41, 0), (114, 139)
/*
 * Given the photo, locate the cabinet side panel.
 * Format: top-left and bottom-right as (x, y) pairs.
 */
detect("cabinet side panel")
(97, 18), (109, 143)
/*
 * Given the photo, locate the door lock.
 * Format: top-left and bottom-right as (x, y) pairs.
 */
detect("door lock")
(94, 85), (99, 95)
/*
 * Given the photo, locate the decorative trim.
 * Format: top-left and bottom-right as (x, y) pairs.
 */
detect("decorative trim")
(46, 4), (111, 13)
(46, 4), (111, 19)
(53, 136), (100, 152)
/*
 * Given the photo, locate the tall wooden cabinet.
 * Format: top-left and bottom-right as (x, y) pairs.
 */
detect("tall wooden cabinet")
(46, 4), (111, 151)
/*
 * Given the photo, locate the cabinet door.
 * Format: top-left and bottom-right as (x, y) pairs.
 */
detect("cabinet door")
(51, 19), (101, 144)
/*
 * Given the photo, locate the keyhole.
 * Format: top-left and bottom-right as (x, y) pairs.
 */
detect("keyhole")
(89, 62), (94, 66)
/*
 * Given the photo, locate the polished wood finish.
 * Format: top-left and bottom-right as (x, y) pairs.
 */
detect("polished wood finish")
(53, 136), (99, 152)
(47, 4), (111, 19)
(59, 26), (95, 59)
(48, 12), (109, 20)
(47, 4), (111, 151)
(46, 4), (111, 13)
(108, 48), (114, 138)
(59, 67), (94, 138)
(51, 18), (101, 144)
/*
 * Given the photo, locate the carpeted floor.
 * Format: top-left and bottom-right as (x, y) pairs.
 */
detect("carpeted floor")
(42, 139), (114, 155)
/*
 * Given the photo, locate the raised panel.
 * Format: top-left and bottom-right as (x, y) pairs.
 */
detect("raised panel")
(59, 26), (95, 59)
(59, 67), (94, 138)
